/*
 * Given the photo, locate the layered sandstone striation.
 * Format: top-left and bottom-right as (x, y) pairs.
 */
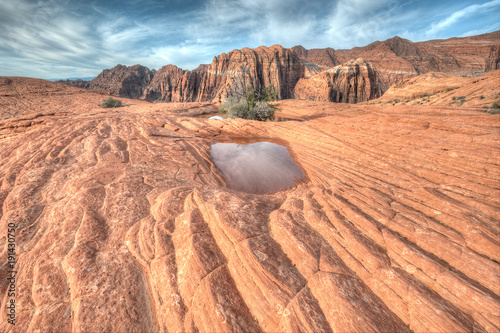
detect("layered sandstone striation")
(294, 58), (383, 102)
(87, 45), (304, 103)
(370, 69), (500, 107)
(335, 31), (500, 87)
(77, 31), (499, 104)
(0, 77), (499, 332)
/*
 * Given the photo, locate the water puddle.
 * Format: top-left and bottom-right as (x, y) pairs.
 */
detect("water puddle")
(210, 141), (303, 194)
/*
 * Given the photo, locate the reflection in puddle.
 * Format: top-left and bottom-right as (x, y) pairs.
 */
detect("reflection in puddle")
(210, 142), (303, 194)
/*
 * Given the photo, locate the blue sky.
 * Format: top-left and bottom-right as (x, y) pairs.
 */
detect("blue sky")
(1, 0), (499, 79)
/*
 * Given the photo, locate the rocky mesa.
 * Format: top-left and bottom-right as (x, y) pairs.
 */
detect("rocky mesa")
(80, 31), (500, 104)
(0, 75), (499, 332)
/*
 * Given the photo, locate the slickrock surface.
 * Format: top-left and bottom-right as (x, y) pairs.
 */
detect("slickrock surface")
(0, 78), (499, 332)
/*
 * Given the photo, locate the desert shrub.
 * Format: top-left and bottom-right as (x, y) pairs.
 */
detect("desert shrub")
(482, 101), (500, 114)
(221, 76), (277, 121)
(452, 96), (457, 100)
(223, 100), (254, 119)
(479, 95), (485, 100)
(253, 101), (276, 121)
(222, 100), (276, 121)
(100, 97), (123, 108)
(457, 96), (466, 100)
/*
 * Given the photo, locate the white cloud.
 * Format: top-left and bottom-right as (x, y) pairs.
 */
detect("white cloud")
(321, 0), (404, 48)
(0, 0), (499, 79)
(426, 0), (500, 37)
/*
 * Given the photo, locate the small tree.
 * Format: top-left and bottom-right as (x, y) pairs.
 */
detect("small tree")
(100, 97), (123, 108)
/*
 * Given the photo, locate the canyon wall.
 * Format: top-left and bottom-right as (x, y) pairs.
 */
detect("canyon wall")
(80, 31), (500, 103)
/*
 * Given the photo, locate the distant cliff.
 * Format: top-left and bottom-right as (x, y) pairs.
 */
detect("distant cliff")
(66, 30), (499, 104)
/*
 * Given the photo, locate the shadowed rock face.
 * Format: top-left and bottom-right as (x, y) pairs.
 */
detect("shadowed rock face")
(210, 142), (303, 194)
(0, 77), (499, 332)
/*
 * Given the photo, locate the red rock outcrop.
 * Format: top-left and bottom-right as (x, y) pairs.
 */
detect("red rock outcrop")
(333, 31), (500, 87)
(368, 69), (500, 108)
(291, 46), (340, 68)
(198, 45), (304, 102)
(0, 77), (499, 332)
(56, 79), (90, 89)
(485, 45), (500, 71)
(88, 45), (304, 103)
(87, 64), (155, 99)
(142, 64), (204, 102)
(79, 32), (499, 104)
(294, 58), (383, 102)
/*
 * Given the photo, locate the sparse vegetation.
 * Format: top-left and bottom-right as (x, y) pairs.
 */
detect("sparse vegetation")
(100, 97), (123, 108)
(482, 101), (500, 114)
(220, 66), (277, 121)
(479, 95), (485, 100)
(445, 87), (458, 92)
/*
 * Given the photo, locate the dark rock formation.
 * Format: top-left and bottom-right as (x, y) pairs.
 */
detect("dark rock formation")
(56, 79), (90, 88)
(87, 64), (155, 99)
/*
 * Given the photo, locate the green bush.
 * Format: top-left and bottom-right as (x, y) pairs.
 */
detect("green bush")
(253, 101), (276, 121)
(100, 97), (123, 108)
(223, 99), (252, 119)
(221, 85), (277, 121)
(479, 95), (485, 100)
(482, 101), (500, 114)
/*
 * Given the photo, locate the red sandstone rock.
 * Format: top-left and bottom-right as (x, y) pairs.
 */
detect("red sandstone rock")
(87, 64), (155, 99)
(333, 31), (500, 87)
(1, 74), (499, 333)
(78, 32), (499, 104)
(199, 45), (304, 102)
(294, 58), (383, 103)
(369, 69), (500, 107)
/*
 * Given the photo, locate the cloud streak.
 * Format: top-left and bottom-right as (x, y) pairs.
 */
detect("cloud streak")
(0, 0), (498, 79)
(427, 0), (500, 36)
